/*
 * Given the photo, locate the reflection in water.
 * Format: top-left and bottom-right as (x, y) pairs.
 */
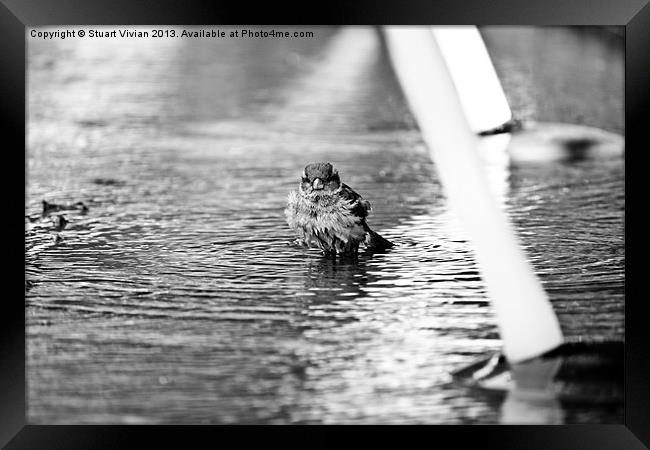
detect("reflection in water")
(304, 256), (377, 298)
(501, 389), (564, 424)
(477, 133), (512, 204)
(26, 26), (623, 424)
(501, 357), (564, 424)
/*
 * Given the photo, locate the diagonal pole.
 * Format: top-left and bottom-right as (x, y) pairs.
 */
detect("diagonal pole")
(430, 26), (512, 134)
(383, 26), (563, 363)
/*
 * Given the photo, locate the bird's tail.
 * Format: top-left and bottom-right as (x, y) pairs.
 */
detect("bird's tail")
(364, 226), (394, 251)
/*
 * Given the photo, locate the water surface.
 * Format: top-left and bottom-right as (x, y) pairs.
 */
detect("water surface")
(26, 26), (624, 424)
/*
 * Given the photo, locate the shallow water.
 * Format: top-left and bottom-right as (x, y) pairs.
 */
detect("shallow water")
(26, 26), (624, 424)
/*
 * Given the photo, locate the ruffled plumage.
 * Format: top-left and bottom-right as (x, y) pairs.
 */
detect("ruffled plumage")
(285, 168), (393, 255)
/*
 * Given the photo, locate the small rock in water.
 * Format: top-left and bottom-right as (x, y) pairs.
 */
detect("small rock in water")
(42, 200), (64, 215)
(92, 177), (125, 186)
(42, 200), (89, 216)
(52, 214), (68, 231)
(74, 201), (89, 214)
(77, 119), (108, 128)
(52, 233), (64, 244)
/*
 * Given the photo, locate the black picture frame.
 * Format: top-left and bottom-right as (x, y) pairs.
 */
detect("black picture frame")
(3, 0), (648, 448)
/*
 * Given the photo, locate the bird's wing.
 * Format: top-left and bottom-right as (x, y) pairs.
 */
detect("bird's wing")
(339, 183), (372, 219)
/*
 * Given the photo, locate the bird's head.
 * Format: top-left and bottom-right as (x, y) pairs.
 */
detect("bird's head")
(299, 162), (341, 196)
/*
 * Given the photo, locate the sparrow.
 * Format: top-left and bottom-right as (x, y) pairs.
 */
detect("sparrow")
(285, 162), (394, 256)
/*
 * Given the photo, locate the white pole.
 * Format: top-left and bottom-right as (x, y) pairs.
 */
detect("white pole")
(431, 26), (512, 134)
(383, 26), (563, 363)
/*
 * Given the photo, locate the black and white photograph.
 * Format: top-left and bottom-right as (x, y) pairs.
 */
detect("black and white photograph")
(25, 25), (624, 425)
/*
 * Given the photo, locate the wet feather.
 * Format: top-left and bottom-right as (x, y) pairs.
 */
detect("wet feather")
(285, 162), (393, 255)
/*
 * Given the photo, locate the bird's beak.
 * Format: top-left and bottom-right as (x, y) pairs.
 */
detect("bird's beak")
(313, 178), (324, 190)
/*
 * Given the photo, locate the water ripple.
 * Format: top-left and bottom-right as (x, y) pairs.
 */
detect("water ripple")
(26, 26), (623, 424)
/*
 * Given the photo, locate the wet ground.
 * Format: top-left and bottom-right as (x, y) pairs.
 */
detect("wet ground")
(26, 26), (624, 424)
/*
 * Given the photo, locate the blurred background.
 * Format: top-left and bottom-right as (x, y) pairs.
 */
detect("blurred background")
(26, 26), (624, 424)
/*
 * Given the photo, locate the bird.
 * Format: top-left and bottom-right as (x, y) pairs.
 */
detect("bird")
(285, 162), (394, 256)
